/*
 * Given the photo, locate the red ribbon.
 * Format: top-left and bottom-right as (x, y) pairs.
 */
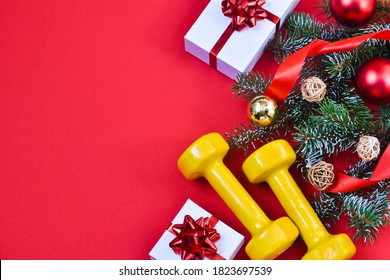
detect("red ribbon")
(329, 144), (390, 193)
(262, 30), (390, 192)
(168, 215), (225, 260)
(265, 30), (390, 102)
(209, 0), (280, 69)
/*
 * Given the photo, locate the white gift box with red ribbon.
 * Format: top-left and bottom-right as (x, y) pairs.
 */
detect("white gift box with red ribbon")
(184, 0), (300, 79)
(149, 199), (245, 260)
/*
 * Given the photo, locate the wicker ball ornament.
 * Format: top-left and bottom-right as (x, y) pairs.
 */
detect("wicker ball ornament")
(301, 76), (327, 102)
(356, 136), (381, 162)
(308, 161), (335, 191)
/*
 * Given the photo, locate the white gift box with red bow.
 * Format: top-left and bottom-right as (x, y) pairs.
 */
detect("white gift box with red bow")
(149, 199), (245, 260)
(184, 0), (300, 79)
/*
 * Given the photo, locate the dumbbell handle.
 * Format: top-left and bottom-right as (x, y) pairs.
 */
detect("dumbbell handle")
(205, 161), (271, 235)
(267, 168), (329, 249)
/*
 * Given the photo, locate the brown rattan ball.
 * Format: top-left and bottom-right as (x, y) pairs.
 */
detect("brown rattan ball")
(308, 161), (335, 191)
(356, 135), (380, 162)
(301, 76), (327, 102)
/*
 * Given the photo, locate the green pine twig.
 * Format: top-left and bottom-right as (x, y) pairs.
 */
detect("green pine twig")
(311, 184), (390, 244)
(294, 98), (374, 166)
(232, 72), (271, 101)
(342, 185), (390, 243)
(311, 192), (343, 228)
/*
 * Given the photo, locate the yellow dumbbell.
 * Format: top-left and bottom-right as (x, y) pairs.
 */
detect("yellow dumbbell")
(243, 139), (356, 260)
(178, 133), (299, 260)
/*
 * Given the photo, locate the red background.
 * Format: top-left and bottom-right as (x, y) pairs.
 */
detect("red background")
(1, 0), (389, 260)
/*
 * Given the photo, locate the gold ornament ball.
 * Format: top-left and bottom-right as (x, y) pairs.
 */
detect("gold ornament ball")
(248, 95), (278, 126)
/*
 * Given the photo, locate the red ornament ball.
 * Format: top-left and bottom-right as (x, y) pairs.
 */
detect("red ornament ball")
(329, 0), (377, 27)
(355, 58), (390, 105)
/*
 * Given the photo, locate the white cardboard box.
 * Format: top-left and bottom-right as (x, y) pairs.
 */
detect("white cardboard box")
(184, 0), (300, 79)
(149, 199), (245, 260)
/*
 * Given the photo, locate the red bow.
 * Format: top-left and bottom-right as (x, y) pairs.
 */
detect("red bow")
(222, 0), (267, 31)
(169, 215), (224, 260)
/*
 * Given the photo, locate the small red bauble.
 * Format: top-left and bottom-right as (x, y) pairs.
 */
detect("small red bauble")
(329, 0), (377, 27)
(355, 58), (390, 105)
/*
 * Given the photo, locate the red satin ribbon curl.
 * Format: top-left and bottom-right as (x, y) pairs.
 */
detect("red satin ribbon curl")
(263, 30), (390, 193)
(209, 0), (280, 68)
(265, 30), (390, 102)
(168, 215), (225, 260)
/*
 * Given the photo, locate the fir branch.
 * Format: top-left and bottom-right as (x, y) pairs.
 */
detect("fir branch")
(226, 114), (291, 154)
(232, 72), (271, 100)
(312, 181), (390, 244)
(285, 12), (325, 37)
(226, 90), (311, 153)
(342, 186), (390, 243)
(225, 124), (281, 154)
(226, 94), (303, 153)
(226, 125), (258, 154)
(311, 192), (343, 228)
(271, 13), (324, 62)
(299, 56), (328, 81)
(374, 0), (390, 22)
(322, 51), (358, 82)
(377, 0), (390, 12)
(315, 97), (373, 136)
(294, 126), (333, 165)
(337, 91), (377, 135)
(345, 160), (374, 180)
(271, 13), (347, 62)
(294, 98), (371, 165)
(317, 0), (331, 18)
(323, 83), (357, 106)
(376, 104), (390, 137)
(358, 22), (390, 35)
(323, 40), (390, 83)
(281, 91), (318, 123)
(271, 7), (390, 63)
(271, 35), (314, 63)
